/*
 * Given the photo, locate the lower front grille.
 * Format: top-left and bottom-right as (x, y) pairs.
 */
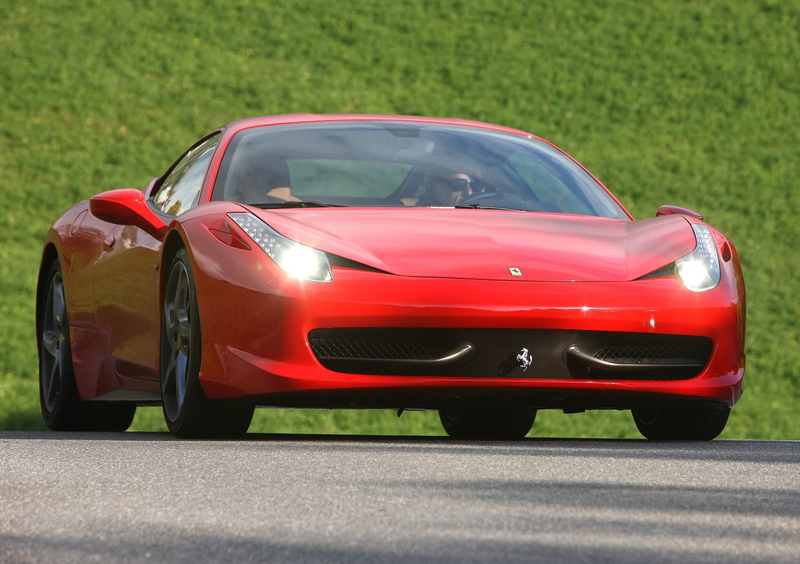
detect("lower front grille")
(309, 331), (444, 376)
(595, 344), (708, 365)
(587, 344), (711, 380)
(560, 342), (711, 381)
(311, 338), (434, 361)
(308, 328), (713, 380)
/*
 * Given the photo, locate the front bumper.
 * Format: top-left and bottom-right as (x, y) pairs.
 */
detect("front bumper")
(191, 251), (745, 410)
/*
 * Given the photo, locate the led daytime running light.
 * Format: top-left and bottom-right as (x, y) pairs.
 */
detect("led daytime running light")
(228, 213), (332, 282)
(675, 225), (720, 292)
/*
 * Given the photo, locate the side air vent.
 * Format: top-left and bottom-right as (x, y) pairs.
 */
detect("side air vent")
(636, 263), (676, 281)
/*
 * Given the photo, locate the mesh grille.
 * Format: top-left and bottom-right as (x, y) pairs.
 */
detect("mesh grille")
(309, 337), (442, 376)
(595, 345), (707, 365)
(310, 338), (433, 360)
(586, 344), (710, 380)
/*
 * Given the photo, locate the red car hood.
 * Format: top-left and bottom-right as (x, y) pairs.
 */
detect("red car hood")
(249, 208), (696, 282)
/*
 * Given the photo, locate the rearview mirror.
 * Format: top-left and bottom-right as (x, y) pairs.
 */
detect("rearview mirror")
(90, 189), (168, 240)
(656, 205), (703, 221)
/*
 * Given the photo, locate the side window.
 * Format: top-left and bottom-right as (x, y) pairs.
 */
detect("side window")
(153, 134), (220, 216)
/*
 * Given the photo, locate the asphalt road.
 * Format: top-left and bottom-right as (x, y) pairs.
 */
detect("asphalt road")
(1, 433), (798, 563)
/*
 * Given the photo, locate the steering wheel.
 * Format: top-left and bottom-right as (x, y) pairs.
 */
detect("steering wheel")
(459, 191), (527, 206)
(457, 191), (503, 205)
(236, 193), (284, 205)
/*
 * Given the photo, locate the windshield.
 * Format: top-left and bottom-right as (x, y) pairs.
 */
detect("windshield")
(211, 121), (629, 219)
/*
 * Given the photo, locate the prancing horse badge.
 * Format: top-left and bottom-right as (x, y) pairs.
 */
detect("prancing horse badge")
(516, 348), (533, 371)
(509, 267), (522, 276)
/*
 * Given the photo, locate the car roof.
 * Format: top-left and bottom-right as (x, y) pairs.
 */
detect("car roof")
(221, 114), (538, 139)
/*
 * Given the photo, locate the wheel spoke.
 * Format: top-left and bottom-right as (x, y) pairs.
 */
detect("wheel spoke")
(46, 353), (61, 406)
(176, 352), (188, 408)
(177, 317), (191, 346)
(176, 274), (189, 313)
(51, 283), (60, 325)
(165, 291), (180, 336)
(162, 352), (177, 396)
(53, 282), (65, 326)
(42, 330), (59, 357)
(177, 322), (191, 340)
(165, 307), (177, 336)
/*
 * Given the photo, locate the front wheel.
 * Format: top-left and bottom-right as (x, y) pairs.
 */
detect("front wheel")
(160, 249), (254, 438)
(632, 407), (730, 440)
(439, 407), (536, 440)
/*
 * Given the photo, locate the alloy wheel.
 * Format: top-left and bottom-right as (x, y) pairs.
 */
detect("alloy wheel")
(162, 260), (193, 422)
(40, 271), (68, 413)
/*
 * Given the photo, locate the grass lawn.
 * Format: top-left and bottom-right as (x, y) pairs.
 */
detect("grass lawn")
(1, 0), (798, 438)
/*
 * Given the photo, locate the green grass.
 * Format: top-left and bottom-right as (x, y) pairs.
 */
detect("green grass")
(1, 0), (798, 438)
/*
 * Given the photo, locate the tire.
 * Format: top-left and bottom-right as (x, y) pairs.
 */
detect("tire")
(160, 248), (254, 438)
(439, 407), (536, 440)
(632, 407), (730, 441)
(39, 260), (136, 432)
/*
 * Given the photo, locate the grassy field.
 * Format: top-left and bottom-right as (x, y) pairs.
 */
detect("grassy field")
(1, 0), (798, 438)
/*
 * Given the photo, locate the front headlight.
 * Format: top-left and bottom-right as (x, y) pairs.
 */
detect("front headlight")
(674, 225), (720, 292)
(639, 224), (720, 291)
(228, 213), (333, 282)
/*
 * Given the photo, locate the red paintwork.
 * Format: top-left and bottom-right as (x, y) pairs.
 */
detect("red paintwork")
(39, 114), (745, 411)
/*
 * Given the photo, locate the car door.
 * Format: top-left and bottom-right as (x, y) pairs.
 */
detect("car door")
(92, 133), (220, 381)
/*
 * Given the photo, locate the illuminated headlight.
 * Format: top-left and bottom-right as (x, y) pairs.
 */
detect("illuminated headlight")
(675, 225), (720, 292)
(228, 213), (332, 282)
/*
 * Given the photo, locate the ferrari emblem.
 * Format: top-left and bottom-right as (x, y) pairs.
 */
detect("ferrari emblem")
(516, 348), (533, 371)
(509, 267), (522, 276)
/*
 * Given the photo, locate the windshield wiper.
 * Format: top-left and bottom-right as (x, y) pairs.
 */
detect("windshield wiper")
(454, 203), (518, 211)
(250, 201), (346, 209)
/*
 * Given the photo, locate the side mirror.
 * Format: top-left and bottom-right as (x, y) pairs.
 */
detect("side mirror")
(656, 205), (703, 221)
(90, 189), (168, 240)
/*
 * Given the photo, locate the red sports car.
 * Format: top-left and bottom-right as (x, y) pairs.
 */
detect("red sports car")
(37, 114), (745, 439)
